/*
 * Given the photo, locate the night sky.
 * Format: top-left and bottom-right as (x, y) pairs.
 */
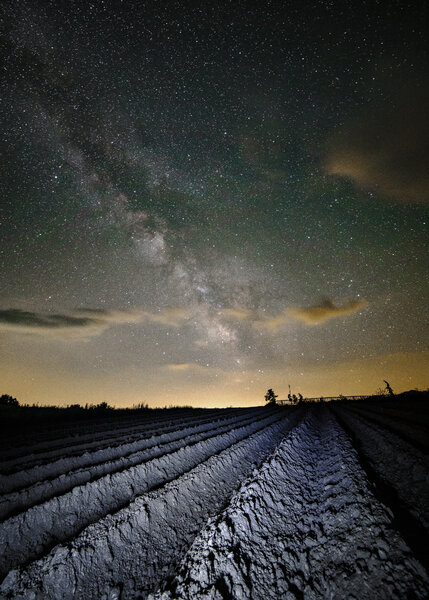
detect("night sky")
(1, 1), (428, 407)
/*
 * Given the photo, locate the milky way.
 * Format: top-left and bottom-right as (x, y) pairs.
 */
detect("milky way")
(1, 1), (428, 406)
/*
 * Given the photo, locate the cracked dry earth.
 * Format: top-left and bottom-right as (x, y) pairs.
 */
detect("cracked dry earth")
(0, 403), (428, 599)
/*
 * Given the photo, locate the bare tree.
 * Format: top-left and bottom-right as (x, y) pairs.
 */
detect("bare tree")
(383, 380), (394, 396)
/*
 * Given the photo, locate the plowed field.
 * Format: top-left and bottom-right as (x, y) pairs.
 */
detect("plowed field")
(1, 402), (428, 599)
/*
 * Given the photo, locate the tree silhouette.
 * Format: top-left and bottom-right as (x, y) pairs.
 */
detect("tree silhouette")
(0, 394), (19, 408)
(95, 401), (112, 411)
(264, 388), (278, 405)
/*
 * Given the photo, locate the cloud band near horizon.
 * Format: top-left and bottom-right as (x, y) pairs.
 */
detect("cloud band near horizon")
(288, 298), (367, 325)
(0, 307), (188, 338)
(223, 298), (367, 330)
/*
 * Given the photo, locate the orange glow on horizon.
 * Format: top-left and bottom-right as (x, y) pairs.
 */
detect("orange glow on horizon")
(1, 351), (428, 409)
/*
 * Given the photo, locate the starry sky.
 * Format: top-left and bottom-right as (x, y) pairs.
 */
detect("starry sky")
(1, 0), (428, 407)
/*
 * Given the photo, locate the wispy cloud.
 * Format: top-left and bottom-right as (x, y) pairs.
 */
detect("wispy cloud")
(250, 310), (290, 331)
(221, 308), (254, 321)
(0, 307), (189, 338)
(167, 363), (192, 371)
(221, 306), (281, 332)
(324, 81), (429, 205)
(288, 299), (367, 325)
(221, 298), (367, 331)
(0, 309), (96, 332)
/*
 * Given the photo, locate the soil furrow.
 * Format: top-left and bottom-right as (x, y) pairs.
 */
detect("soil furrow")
(0, 410), (231, 456)
(0, 408), (295, 579)
(0, 409), (267, 520)
(0, 410), (302, 599)
(150, 406), (428, 600)
(343, 403), (429, 453)
(1, 409), (264, 491)
(332, 405), (429, 568)
(1, 409), (250, 473)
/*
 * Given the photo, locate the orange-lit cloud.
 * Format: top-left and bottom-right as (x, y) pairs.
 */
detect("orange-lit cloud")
(288, 298), (367, 325)
(221, 306), (290, 331)
(194, 339), (209, 347)
(324, 82), (429, 204)
(167, 363), (192, 371)
(255, 310), (291, 331)
(0, 307), (188, 338)
(221, 308), (253, 320)
(221, 298), (366, 330)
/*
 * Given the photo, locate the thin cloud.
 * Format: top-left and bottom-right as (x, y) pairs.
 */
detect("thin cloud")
(166, 363), (220, 376)
(217, 299), (367, 331)
(167, 363), (192, 371)
(288, 299), (367, 325)
(221, 308), (254, 320)
(194, 339), (209, 347)
(324, 81), (429, 205)
(146, 307), (189, 327)
(0, 307), (189, 338)
(221, 306), (289, 331)
(0, 309), (96, 330)
(257, 310), (290, 331)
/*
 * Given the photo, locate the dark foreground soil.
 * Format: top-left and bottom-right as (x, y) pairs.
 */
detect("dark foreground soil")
(1, 394), (428, 599)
